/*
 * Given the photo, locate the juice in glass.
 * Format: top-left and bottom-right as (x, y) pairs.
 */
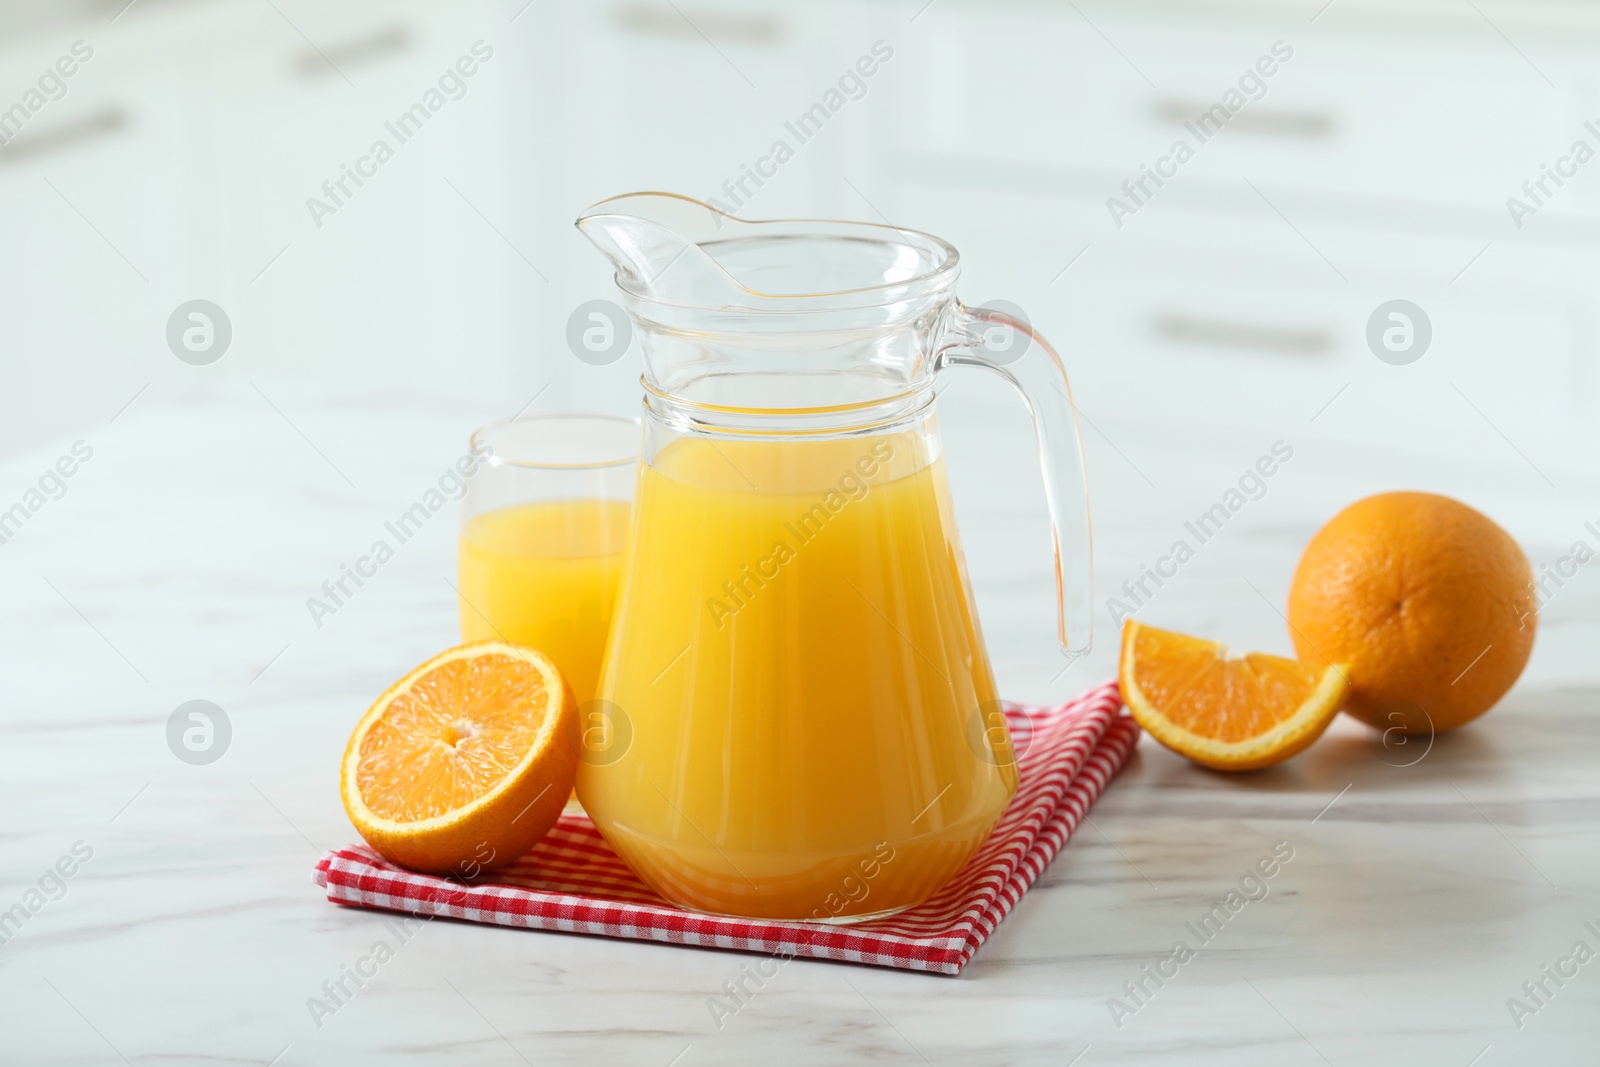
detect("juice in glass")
(457, 498), (630, 706)
(579, 427), (1017, 920)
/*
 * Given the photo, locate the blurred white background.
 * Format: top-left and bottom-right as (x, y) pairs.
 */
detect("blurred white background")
(5, 0), (1599, 459)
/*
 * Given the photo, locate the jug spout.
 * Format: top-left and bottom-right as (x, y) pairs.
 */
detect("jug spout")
(576, 191), (965, 312)
(575, 193), (749, 306)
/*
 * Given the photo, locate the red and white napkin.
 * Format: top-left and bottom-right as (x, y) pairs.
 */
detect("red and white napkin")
(314, 681), (1139, 975)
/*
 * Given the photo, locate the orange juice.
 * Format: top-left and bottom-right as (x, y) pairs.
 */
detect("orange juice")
(457, 499), (630, 706)
(578, 427), (1017, 920)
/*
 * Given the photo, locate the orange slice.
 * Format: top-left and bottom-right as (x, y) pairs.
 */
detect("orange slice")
(1119, 621), (1348, 771)
(341, 642), (578, 874)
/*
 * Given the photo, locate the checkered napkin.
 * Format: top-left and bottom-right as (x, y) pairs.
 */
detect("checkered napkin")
(313, 681), (1139, 975)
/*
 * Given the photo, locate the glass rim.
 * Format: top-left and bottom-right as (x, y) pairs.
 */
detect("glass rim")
(583, 192), (962, 312)
(470, 411), (639, 471)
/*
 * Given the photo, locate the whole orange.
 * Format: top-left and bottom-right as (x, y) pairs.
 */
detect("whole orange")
(1287, 492), (1535, 734)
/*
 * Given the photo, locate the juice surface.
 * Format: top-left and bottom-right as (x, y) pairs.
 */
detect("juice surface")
(578, 427), (1018, 920)
(457, 499), (630, 707)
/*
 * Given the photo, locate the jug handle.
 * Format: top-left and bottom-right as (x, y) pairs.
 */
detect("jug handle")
(941, 303), (1094, 662)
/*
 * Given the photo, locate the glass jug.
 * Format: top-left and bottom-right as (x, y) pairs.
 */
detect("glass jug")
(574, 193), (1092, 922)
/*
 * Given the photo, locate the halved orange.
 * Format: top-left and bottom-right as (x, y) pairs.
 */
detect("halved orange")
(341, 642), (578, 875)
(1119, 621), (1349, 771)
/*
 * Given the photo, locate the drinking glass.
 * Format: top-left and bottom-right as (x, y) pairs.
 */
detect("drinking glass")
(457, 413), (637, 715)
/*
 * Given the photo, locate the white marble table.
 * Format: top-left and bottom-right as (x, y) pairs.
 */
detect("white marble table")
(2, 381), (1597, 1066)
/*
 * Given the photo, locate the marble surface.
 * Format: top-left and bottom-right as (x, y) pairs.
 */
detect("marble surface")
(2, 380), (1598, 1066)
